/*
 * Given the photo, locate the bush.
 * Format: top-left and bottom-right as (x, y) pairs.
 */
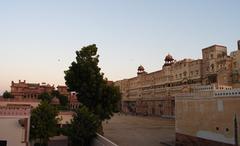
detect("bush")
(3, 91), (14, 98)
(67, 106), (100, 146)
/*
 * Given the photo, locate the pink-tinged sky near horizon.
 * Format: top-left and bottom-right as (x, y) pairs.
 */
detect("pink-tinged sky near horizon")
(0, 0), (240, 94)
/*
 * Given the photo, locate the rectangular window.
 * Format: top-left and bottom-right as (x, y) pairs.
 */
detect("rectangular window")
(0, 140), (7, 146)
(217, 100), (224, 112)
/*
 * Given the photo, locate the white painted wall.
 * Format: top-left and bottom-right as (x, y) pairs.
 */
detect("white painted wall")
(0, 117), (29, 146)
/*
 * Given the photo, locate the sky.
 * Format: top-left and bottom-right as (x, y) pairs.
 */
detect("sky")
(0, 0), (240, 94)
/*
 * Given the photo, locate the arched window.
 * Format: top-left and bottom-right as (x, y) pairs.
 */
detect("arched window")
(211, 64), (214, 71)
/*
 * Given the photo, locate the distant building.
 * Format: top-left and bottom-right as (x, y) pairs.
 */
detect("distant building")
(115, 42), (240, 117)
(9, 80), (80, 109)
(175, 85), (240, 146)
(11, 80), (54, 99)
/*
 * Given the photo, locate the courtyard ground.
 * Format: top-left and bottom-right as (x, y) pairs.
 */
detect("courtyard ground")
(103, 114), (175, 146)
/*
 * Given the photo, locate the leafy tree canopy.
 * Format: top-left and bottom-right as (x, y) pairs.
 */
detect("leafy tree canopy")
(67, 106), (99, 146)
(3, 91), (14, 98)
(38, 91), (69, 108)
(30, 101), (60, 145)
(51, 90), (60, 98)
(64, 44), (121, 121)
(38, 92), (53, 102)
(98, 82), (121, 120)
(51, 90), (69, 108)
(58, 94), (68, 107)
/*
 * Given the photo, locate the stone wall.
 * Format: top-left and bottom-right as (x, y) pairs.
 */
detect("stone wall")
(175, 91), (240, 145)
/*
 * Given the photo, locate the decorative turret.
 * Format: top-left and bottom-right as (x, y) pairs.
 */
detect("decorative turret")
(163, 54), (174, 67)
(137, 65), (145, 75)
(164, 54), (174, 62)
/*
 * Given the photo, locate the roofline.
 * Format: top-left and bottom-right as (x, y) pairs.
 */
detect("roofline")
(57, 85), (67, 88)
(202, 44), (227, 50)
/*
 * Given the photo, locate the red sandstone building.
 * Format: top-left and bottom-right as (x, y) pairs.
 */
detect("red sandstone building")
(11, 80), (54, 99)
(10, 80), (80, 109)
(115, 42), (240, 118)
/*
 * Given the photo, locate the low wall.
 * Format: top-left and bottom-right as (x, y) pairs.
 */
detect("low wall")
(92, 134), (118, 146)
(176, 133), (234, 146)
(31, 133), (118, 146)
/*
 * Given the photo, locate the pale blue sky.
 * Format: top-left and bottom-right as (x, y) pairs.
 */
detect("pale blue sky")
(0, 0), (240, 94)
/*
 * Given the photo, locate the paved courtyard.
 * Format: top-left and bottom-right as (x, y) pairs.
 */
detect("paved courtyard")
(103, 114), (175, 146)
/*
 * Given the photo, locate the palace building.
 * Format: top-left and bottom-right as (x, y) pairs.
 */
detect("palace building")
(10, 80), (80, 110)
(115, 41), (240, 118)
(11, 80), (55, 99)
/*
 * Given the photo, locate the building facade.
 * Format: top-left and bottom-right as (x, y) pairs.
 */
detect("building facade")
(115, 42), (240, 117)
(10, 80), (80, 110)
(11, 80), (55, 99)
(0, 106), (31, 146)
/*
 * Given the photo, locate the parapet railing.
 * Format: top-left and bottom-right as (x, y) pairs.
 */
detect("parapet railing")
(176, 89), (240, 98)
(213, 89), (240, 97)
(0, 106), (30, 116)
(92, 133), (118, 146)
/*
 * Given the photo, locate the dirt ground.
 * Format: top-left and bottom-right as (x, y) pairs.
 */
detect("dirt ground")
(103, 114), (175, 146)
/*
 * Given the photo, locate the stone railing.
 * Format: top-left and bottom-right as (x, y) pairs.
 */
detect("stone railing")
(214, 89), (240, 97)
(176, 91), (214, 98)
(45, 133), (118, 146)
(177, 89), (240, 98)
(91, 133), (118, 146)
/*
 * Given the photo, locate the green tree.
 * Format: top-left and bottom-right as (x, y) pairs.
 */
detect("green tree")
(67, 106), (99, 146)
(2, 91), (14, 98)
(30, 101), (59, 146)
(51, 90), (60, 98)
(38, 92), (53, 102)
(51, 90), (69, 109)
(58, 94), (69, 107)
(98, 82), (121, 120)
(64, 44), (121, 121)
